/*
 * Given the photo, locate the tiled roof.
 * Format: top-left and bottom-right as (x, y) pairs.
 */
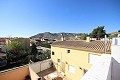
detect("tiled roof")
(52, 40), (112, 54)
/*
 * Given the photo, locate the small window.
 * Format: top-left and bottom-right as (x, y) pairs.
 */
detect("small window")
(52, 51), (55, 55)
(67, 50), (70, 54)
(58, 59), (60, 63)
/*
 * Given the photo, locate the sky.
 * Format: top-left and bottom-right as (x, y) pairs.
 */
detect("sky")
(0, 0), (120, 38)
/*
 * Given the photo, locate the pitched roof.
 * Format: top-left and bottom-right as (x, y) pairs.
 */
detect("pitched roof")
(52, 40), (112, 54)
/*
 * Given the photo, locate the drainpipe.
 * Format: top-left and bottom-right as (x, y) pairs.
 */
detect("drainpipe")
(104, 35), (107, 54)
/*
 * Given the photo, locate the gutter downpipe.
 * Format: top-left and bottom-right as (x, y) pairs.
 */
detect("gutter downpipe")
(104, 35), (107, 54)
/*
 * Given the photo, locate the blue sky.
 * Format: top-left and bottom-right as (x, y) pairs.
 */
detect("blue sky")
(0, 0), (120, 37)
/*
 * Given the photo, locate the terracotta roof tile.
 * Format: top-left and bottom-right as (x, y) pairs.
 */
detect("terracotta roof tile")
(52, 40), (112, 54)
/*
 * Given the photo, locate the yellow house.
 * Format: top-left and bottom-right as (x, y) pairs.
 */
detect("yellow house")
(51, 39), (111, 80)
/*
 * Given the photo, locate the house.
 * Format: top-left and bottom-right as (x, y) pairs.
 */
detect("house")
(51, 37), (112, 80)
(1, 38), (120, 80)
(81, 37), (120, 80)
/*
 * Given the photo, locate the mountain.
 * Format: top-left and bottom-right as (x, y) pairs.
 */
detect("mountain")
(30, 32), (83, 40)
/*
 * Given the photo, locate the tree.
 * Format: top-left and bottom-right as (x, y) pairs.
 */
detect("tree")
(7, 41), (22, 58)
(80, 34), (87, 40)
(6, 40), (30, 65)
(30, 43), (38, 55)
(90, 26), (106, 40)
(25, 43), (38, 62)
(41, 42), (51, 48)
(35, 50), (51, 61)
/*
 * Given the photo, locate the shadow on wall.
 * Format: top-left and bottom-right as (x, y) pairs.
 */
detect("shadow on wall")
(111, 57), (120, 80)
(106, 58), (112, 80)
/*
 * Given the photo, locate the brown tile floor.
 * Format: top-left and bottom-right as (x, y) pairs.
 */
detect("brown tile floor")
(37, 67), (56, 80)
(37, 67), (71, 80)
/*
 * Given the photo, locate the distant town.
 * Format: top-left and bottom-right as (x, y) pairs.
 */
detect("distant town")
(0, 26), (120, 70)
(0, 26), (120, 80)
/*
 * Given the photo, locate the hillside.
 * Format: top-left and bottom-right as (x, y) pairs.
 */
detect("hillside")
(30, 32), (83, 40)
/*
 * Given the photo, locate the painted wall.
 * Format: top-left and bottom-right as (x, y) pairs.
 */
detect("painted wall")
(51, 46), (101, 80)
(111, 38), (120, 80)
(111, 57), (120, 80)
(0, 65), (29, 80)
(81, 54), (111, 80)
(29, 59), (52, 80)
(29, 59), (52, 73)
(29, 67), (40, 80)
(29, 61), (41, 73)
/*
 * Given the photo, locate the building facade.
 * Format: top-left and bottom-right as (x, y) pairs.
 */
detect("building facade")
(51, 40), (111, 80)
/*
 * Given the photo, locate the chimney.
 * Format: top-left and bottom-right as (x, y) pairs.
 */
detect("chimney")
(86, 36), (90, 42)
(118, 32), (120, 37)
(61, 34), (65, 41)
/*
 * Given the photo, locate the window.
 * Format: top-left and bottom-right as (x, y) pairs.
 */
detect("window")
(58, 59), (60, 63)
(67, 50), (70, 54)
(68, 65), (75, 73)
(89, 54), (101, 64)
(52, 51), (54, 55)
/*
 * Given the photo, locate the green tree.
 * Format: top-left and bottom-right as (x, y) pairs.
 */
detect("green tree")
(35, 50), (51, 61)
(26, 43), (38, 62)
(106, 33), (111, 39)
(7, 41), (22, 57)
(90, 26), (106, 40)
(41, 42), (51, 48)
(30, 43), (38, 55)
(80, 34), (87, 40)
(6, 40), (30, 65)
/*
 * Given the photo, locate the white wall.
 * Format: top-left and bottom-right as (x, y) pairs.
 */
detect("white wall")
(111, 38), (120, 80)
(29, 59), (52, 80)
(81, 38), (120, 80)
(41, 61), (50, 71)
(111, 58), (120, 80)
(29, 62), (40, 73)
(81, 54), (111, 80)
(29, 59), (52, 73)
(29, 67), (40, 80)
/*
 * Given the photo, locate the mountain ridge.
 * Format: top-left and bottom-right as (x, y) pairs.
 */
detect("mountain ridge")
(30, 32), (85, 40)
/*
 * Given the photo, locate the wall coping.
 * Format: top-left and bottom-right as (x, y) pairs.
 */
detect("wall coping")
(0, 64), (29, 74)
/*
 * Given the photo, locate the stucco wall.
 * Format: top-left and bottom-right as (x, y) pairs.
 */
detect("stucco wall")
(51, 46), (101, 80)
(111, 57), (120, 80)
(29, 59), (52, 80)
(29, 59), (52, 73)
(81, 54), (111, 80)
(0, 65), (29, 80)
(29, 62), (41, 73)
(29, 67), (39, 80)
